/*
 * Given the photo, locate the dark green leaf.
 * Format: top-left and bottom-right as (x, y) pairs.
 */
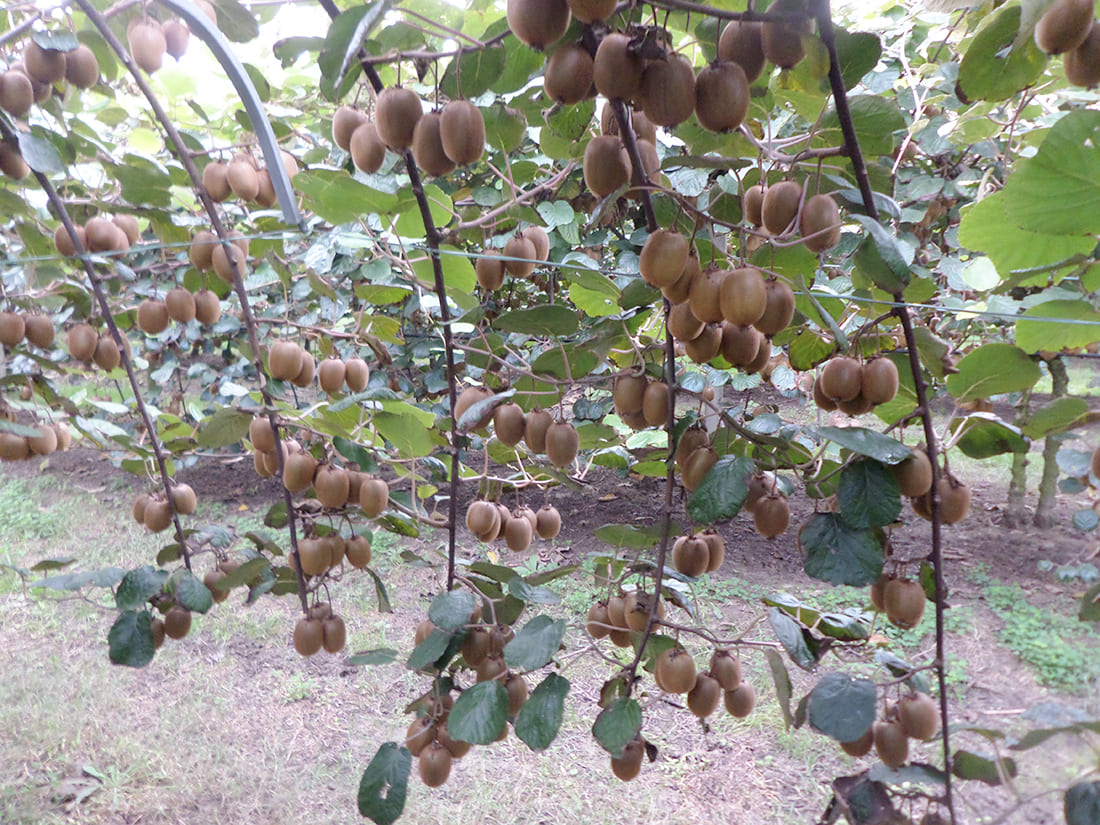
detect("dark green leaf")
(957, 6), (1047, 103)
(506, 576), (560, 606)
(108, 611), (156, 668)
(494, 305), (579, 336)
(952, 750), (1018, 785)
(950, 413), (1030, 459)
(593, 523), (663, 550)
(17, 130), (63, 175)
(216, 557), (270, 589)
(1065, 780), (1100, 825)
(503, 615), (566, 672)
(318, 2), (390, 100)
(357, 742), (410, 825)
(807, 672), (876, 742)
(347, 648), (399, 666)
(591, 697), (642, 758)
(264, 500), (288, 528)
(428, 588), (477, 631)
(834, 29), (881, 91)
(172, 570), (214, 614)
(851, 216), (911, 292)
(115, 565), (169, 611)
(768, 607), (819, 671)
(295, 170), (398, 224)
(946, 343), (1040, 402)
(515, 673), (570, 751)
(407, 628), (453, 671)
(1022, 398), (1091, 439)
(366, 567), (394, 614)
(837, 460), (902, 528)
(30, 557), (76, 572)
(447, 680), (508, 744)
(32, 567), (125, 591)
(195, 407), (253, 448)
(817, 427), (912, 464)
(686, 455), (755, 523)
(440, 44), (506, 98)
(333, 436), (381, 473)
(799, 513), (885, 587)
(211, 0), (261, 43)
(766, 649), (794, 729)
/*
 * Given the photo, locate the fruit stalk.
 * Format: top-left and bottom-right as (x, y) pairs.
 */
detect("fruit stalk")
(816, 1), (955, 820)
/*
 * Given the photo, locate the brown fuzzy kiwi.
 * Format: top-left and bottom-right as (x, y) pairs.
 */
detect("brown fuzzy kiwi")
(504, 672), (528, 715)
(884, 579), (925, 628)
(685, 323), (722, 364)
(744, 184), (765, 226)
(188, 230), (216, 270)
(24, 41), (66, 84)
(492, 403), (527, 447)
(268, 340), (302, 381)
(19, 314), (51, 350)
(613, 372), (648, 416)
(1066, 22), (1100, 87)
(293, 616), (324, 656)
(688, 266), (727, 324)
(600, 105), (657, 144)
(819, 356), (862, 402)
(375, 86), (423, 149)
(682, 446), (718, 491)
(702, 530), (726, 572)
(638, 52), (696, 128)
(163, 20), (190, 59)
(454, 386), (493, 431)
(436, 723), (471, 759)
(719, 266), (767, 327)
(164, 605), (192, 640)
(0, 311), (25, 347)
(668, 301), (705, 343)
(545, 421), (579, 468)
(171, 483), (197, 515)
(112, 214), (141, 246)
(413, 618), (435, 646)
(676, 429), (709, 472)
(359, 477), (389, 518)
(718, 20), (766, 82)
(623, 590), (663, 632)
(503, 234), (537, 278)
(524, 408), (553, 453)
(0, 432), (30, 461)
(297, 537), (329, 577)
(754, 279), (796, 336)
(129, 493), (149, 523)
(861, 357), (899, 406)
(938, 476), (971, 524)
(594, 32), (644, 101)
(418, 742), (453, 787)
(53, 223), (83, 257)
(869, 575), (888, 612)
(164, 287), (196, 324)
(249, 417), (276, 452)
(812, 375), (837, 411)
(873, 720), (909, 767)
(283, 451), (317, 493)
(476, 653), (507, 683)
(800, 193), (842, 252)
(411, 112), (456, 178)
(12, 62), (51, 104)
(506, 0), (571, 50)
(1034, 0), (1094, 54)
(640, 229), (689, 288)
(211, 241), (246, 282)
(202, 162), (231, 201)
(610, 738), (645, 781)
(687, 673), (722, 717)
(317, 357), (346, 395)
(85, 217), (118, 253)
(890, 447), (932, 497)
(93, 334), (122, 370)
(655, 648), (697, 694)
(753, 494), (790, 538)
(476, 251), (506, 290)
(343, 357), (370, 392)
(462, 626), (492, 666)
(26, 425), (57, 456)
(129, 21), (167, 73)
(314, 465), (350, 508)
(545, 44), (594, 104)
(695, 61), (750, 133)
(673, 533), (710, 578)
(439, 99), (485, 166)
(350, 121), (387, 174)
(0, 141), (29, 180)
(203, 570), (228, 603)
(332, 105), (368, 151)
(898, 692), (939, 740)
(295, 351), (317, 388)
(535, 505), (562, 539)
(710, 650), (742, 691)
(567, 0), (616, 23)
(606, 594), (628, 629)
(522, 226), (550, 261)
(840, 727), (874, 757)
(586, 602), (611, 638)
(405, 716), (434, 757)
(724, 681), (756, 717)
(345, 534), (372, 568)
(583, 135), (631, 198)
(226, 156), (260, 201)
(466, 500), (500, 540)
(255, 170), (279, 209)
(640, 380), (669, 427)
(67, 324), (98, 361)
(137, 299), (170, 335)
(761, 180), (802, 235)
(322, 615), (346, 653)
(760, 0), (810, 68)
(0, 71), (34, 117)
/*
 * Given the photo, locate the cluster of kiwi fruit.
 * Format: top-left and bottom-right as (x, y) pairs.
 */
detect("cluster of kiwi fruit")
(266, 338), (319, 388)
(672, 423), (717, 491)
(136, 286), (215, 333)
(332, 90), (485, 179)
(0, 38), (98, 120)
(887, 444), (970, 525)
(316, 354), (371, 395)
(0, 310), (54, 351)
(744, 470), (792, 539)
(293, 602), (347, 656)
(744, 180), (843, 254)
(126, 5), (212, 74)
(404, 690), (471, 788)
(54, 213), (140, 257)
(1034, 0), (1100, 88)
(0, 418), (71, 461)
(611, 370), (674, 430)
(812, 355), (899, 416)
(586, 587), (666, 646)
(188, 229), (249, 285)
(65, 322), (131, 370)
(455, 386), (581, 469)
(132, 483), (197, 533)
(474, 226), (551, 291)
(840, 690), (939, 767)
(202, 557), (240, 605)
(293, 528), (373, 577)
(656, 646), (756, 719)
(201, 149), (299, 210)
(465, 499), (562, 551)
(670, 529), (726, 577)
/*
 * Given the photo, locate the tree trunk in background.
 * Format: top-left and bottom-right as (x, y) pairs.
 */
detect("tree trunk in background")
(1004, 388), (1031, 527)
(1034, 357), (1069, 528)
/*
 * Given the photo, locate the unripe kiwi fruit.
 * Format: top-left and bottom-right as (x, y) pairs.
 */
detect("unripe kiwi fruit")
(613, 373), (647, 416)
(1066, 22), (1100, 87)
(524, 408), (553, 453)
(719, 266), (767, 327)
(638, 52), (696, 128)
(137, 299), (170, 334)
(359, 477), (389, 518)
(684, 323), (722, 364)
(655, 648), (697, 694)
(202, 162), (231, 201)
(22, 314), (54, 349)
(411, 112), (456, 178)
(350, 121), (387, 174)
(163, 20), (190, 59)
(873, 720), (909, 767)
(506, 0), (571, 50)
(594, 33), (644, 101)
(227, 157), (260, 201)
(898, 692), (939, 740)
(718, 19), (766, 82)
(164, 287), (196, 323)
(883, 579), (925, 628)
(492, 403), (527, 446)
(640, 229), (689, 288)
(164, 605), (192, 640)
(317, 357), (346, 395)
(800, 193), (842, 253)
(753, 493), (790, 538)
(294, 616), (324, 656)
(710, 650), (742, 690)
(861, 357), (899, 405)
(67, 324), (98, 361)
(761, 180), (802, 235)
(1034, 0), (1094, 54)
(503, 234), (537, 278)
(375, 86), (422, 149)
(673, 533), (710, 578)
(343, 357), (370, 392)
(93, 334), (122, 370)
(545, 421), (579, 468)
(819, 356), (862, 402)
(687, 673), (722, 717)
(760, 0), (810, 69)
(610, 739), (644, 781)
(545, 44), (594, 104)
(694, 59), (751, 132)
(314, 464), (350, 508)
(170, 483), (197, 515)
(283, 451), (317, 493)
(724, 681), (756, 717)
(0, 71), (34, 117)
(583, 135), (631, 199)
(535, 505), (562, 539)
(755, 279), (796, 336)
(439, 99), (485, 166)
(269, 340), (303, 380)
(24, 41), (66, 84)
(332, 105), (368, 151)
(681, 446), (718, 491)
(567, 0), (616, 23)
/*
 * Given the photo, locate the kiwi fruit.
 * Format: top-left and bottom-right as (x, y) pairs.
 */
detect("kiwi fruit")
(718, 20), (766, 82)
(613, 372), (648, 416)
(294, 616), (324, 656)
(0, 71), (34, 117)
(567, 0), (615, 23)
(753, 494), (790, 538)
(812, 375), (837, 411)
(292, 351), (315, 388)
(687, 266), (727, 324)
(1034, 0), (1094, 54)
(545, 44), (594, 104)
(359, 477), (389, 518)
(641, 380), (669, 427)
(344, 357), (370, 392)
(163, 20), (190, 58)
(685, 323), (721, 364)
(521, 226), (550, 261)
(23, 41), (66, 84)
(761, 180), (802, 235)
(861, 357), (899, 406)
(583, 135), (631, 198)
(297, 538), (329, 576)
(322, 615), (346, 653)
(504, 512), (533, 551)
(744, 184), (765, 226)
(418, 741), (454, 787)
(1066, 22), (1100, 87)
(840, 727), (874, 757)
(586, 602), (612, 638)
(268, 340), (302, 381)
(462, 625), (492, 666)
(898, 692), (939, 740)
(85, 217), (119, 253)
(164, 605), (192, 640)
(414, 618), (435, 646)
(350, 121), (387, 174)
(163, 287), (196, 324)
(313, 358), (343, 395)
(12, 62), (51, 104)
(724, 681), (756, 717)
(606, 594), (628, 628)
(638, 52), (696, 128)
(873, 720), (909, 767)
(507, 0), (570, 50)
(0, 142), (29, 180)
(503, 234), (537, 278)
(171, 483), (197, 515)
(22, 314), (54, 349)
(938, 476), (971, 524)
(314, 465), (350, 508)
(601, 105), (657, 143)
(202, 162), (231, 201)
(476, 251), (506, 290)
(283, 451), (317, 494)
(695, 61), (750, 132)
(0, 433), (30, 461)
(710, 650), (742, 691)
(137, 299), (169, 335)
(610, 738), (645, 781)
(345, 534), (372, 568)
(203, 570), (228, 603)
(628, 138), (660, 198)
(439, 99), (485, 166)
(640, 229), (689, 288)
(435, 723), (470, 759)
(26, 425), (57, 455)
(655, 648), (697, 694)
(702, 530), (726, 572)
(681, 446), (718, 491)
(761, 0), (810, 68)
(884, 579), (925, 628)
(249, 417), (276, 452)
(227, 156), (260, 201)
(67, 324), (98, 361)
(687, 673), (722, 717)
(594, 32), (644, 101)
(476, 653), (507, 683)
(129, 21), (167, 73)
(545, 421), (579, 468)
(504, 672), (528, 715)
(188, 230), (217, 270)
(800, 193), (842, 252)
(150, 618), (166, 649)
(623, 590), (663, 631)
(524, 408), (554, 453)
(672, 533), (710, 578)
(668, 301), (705, 343)
(454, 386), (493, 431)
(332, 105), (368, 151)
(0, 312), (25, 347)
(93, 334), (122, 370)
(467, 500), (500, 540)
(869, 575), (888, 612)
(819, 356), (863, 402)
(375, 86), (423, 149)
(754, 279), (796, 336)
(411, 112), (456, 178)
(405, 716), (434, 757)
(493, 403), (527, 447)
(719, 266), (767, 327)
(53, 223), (83, 257)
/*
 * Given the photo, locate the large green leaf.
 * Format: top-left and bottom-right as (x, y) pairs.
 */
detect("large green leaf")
(1065, 781), (1100, 825)
(768, 607), (819, 671)
(686, 455), (754, 523)
(837, 460), (901, 529)
(1022, 398), (1090, 439)
(503, 615), (566, 672)
(834, 29), (882, 91)
(195, 407), (253, 448)
(957, 6), (1047, 103)
(295, 170), (399, 224)
(945, 343), (1039, 401)
(494, 305), (579, 336)
(447, 680), (508, 744)
(115, 565), (169, 611)
(427, 588), (478, 631)
(950, 413), (1030, 459)
(172, 570), (214, 614)
(357, 742), (410, 825)
(799, 513), (885, 586)
(807, 672), (876, 742)
(817, 426), (912, 464)
(318, 2), (390, 100)
(591, 697), (642, 758)
(107, 611), (156, 668)
(1015, 300), (1100, 354)
(514, 673), (569, 751)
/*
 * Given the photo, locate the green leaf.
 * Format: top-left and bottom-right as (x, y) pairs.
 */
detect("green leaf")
(373, 410), (435, 458)
(211, 0), (261, 43)
(952, 750), (1018, 786)
(395, 185), (454, 238)
(17, 130), (63, 175)
(1065, 781), (1100, 825)
(591, 697), (642, 758)
(799, 513), (884, 586)
(195, 407), (253, 448)
(365, 567), (394, 614)
(686, 455), (755, 524)
(837, 460), (902, 529)
(357, 742), (410, 825)
(515, 673), (570, 751)
(807, 672), (876, 742)
(173, 570), (214, 614)
(295, 170), (398, 224)
(318, 2), (390, 101)
(506, 576), (560, 605)
(264, 500), (288, 529)
(768, 607), (819, 671)
(766, 649), (795, 729)
(851, 216), (911, 292)
(108, 611), (156, 668)
(407, 628), (453, 671)
(834, 30), (881, 91)
(1022, 398), (1090, 439)
(32, 567), (125, 591)
(494, 305), (579, 336)
(957, 6), (1046, 103)
(946, 343), (1040, 401)
(440, 43), (506, 98)
(1015, 300), (1100, 354)
(347, 648), (399, 666)
(593, 523), (663, 550)
(950, 413), (1030, 459)
(817, 426), (912, 464)
(503, 615), (566, 672)
(817, 95), (904, 157)
(427, 588), (477, 631)
(115, 565), (169, 611)
(447, 680), (508, 744)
